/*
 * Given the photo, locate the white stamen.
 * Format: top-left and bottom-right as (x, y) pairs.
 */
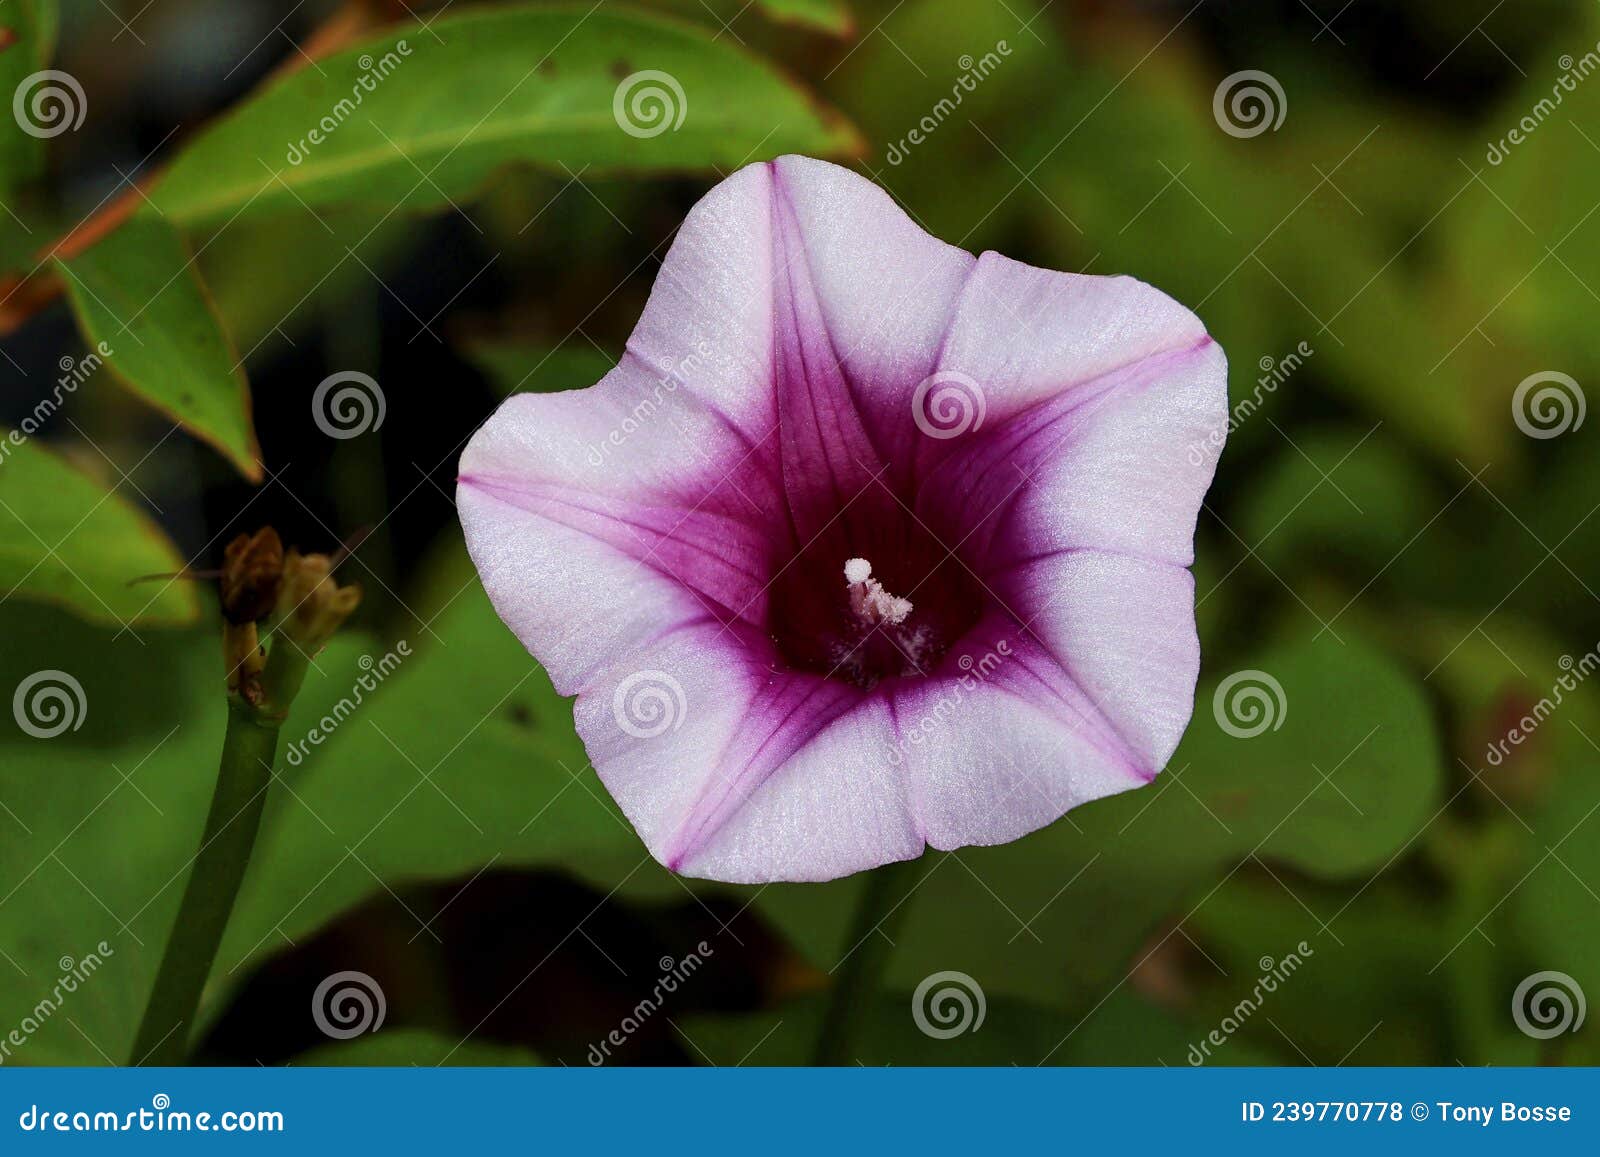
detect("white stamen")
(844, 556), (913, 626)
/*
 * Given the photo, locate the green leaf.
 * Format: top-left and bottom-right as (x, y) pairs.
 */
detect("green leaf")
(751, 635), (1444, 1012)
(754, 0), (853, 37)
(0, 0), (60, 192)
(461, 337), (615, 398)
(143, 5), (863, 229)
(0, 431), (197, 627)
(679, 989), (1281, 1066)
(55, 217), (260, 480)
(294, 1027), (541, 1066)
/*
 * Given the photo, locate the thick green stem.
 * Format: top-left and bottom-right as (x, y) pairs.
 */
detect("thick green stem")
(130, 648), (308, 1065)
(812, 855), (924, 1065)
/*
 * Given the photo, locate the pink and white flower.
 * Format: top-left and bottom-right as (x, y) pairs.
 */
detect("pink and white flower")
(458, 156), (1227, 883)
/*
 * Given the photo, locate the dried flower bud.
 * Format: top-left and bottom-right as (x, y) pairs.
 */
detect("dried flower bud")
(220, 527), (284, 625)
(273, 548), (362, 654)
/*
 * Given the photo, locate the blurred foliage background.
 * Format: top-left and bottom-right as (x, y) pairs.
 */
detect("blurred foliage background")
(2, 0), (1599, 1067)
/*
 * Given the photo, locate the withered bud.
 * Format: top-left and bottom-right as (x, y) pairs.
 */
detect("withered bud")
(273, 548), (362, 654)
(220, 527), (284, 625)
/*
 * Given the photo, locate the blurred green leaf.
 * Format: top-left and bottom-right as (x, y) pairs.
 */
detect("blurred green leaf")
(461, 337), (614, 397)
(754, 0), (853, 37)
(144, 5), (863, 229)
(680, 988), (1281, 1066)
(751, 635), (1443, 1012)
(56, 218), (260, 480)
(0, 0), (59, 193)
(294, 1027), (541, 1066)
(0, 431), (197, 626)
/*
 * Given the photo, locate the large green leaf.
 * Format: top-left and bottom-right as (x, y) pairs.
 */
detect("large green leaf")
(0, 431), (197, 627)
(56, 218), (260, 480)
(461, 337), (614, 398)
(143, 5), (863, 229)
(0, 0), (60, 193)
(753, 0), (853, 37)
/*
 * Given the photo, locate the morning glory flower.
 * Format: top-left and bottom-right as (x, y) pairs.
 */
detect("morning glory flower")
(458, 156), (1227, 884)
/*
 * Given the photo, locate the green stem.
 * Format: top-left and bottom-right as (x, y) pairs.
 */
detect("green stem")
(130, 647), (308, 1066)
(812, 855), (924, 1065)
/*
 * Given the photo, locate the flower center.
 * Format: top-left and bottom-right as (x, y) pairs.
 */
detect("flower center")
(764, 510), (985, 690)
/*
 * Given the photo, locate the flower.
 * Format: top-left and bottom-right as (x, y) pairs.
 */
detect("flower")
(458, 156), (1227, 883)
